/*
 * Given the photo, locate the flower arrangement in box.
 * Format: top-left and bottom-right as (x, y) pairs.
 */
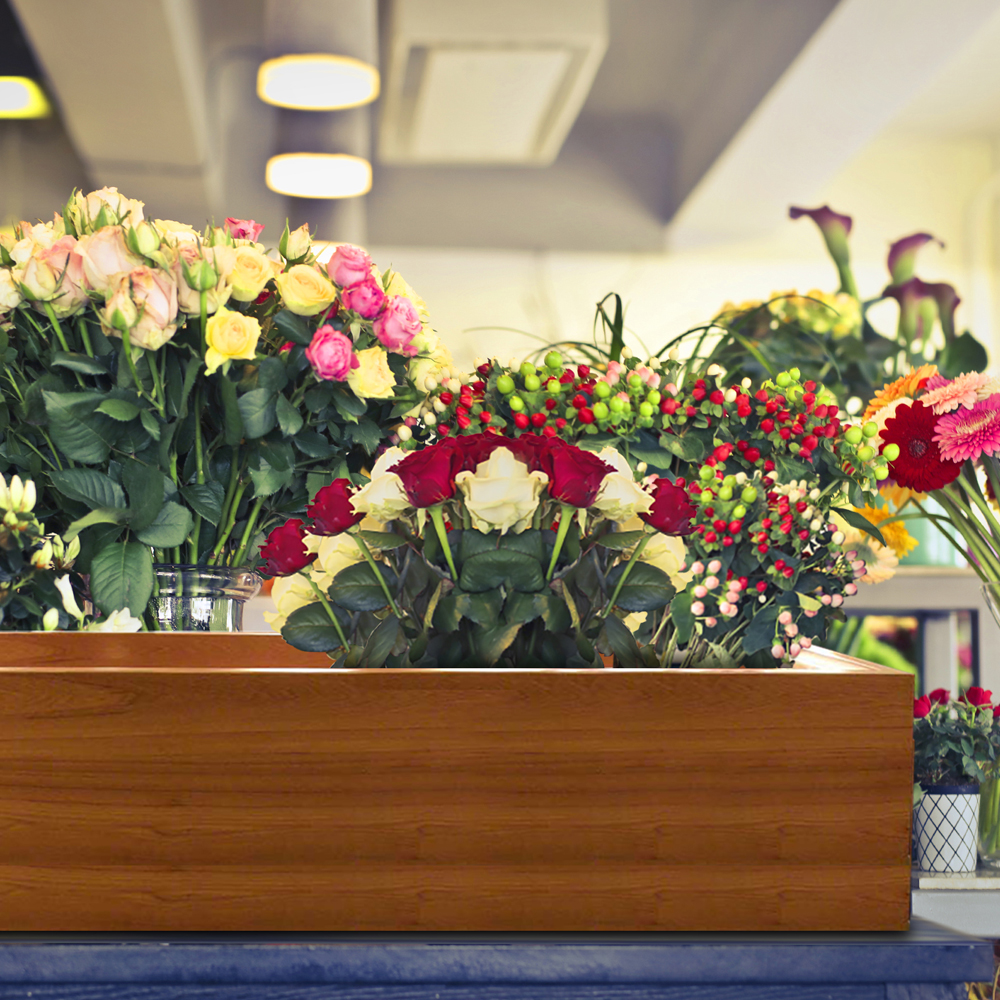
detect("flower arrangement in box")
(267, 347), (891, 668)
(0, 187), (452, 626)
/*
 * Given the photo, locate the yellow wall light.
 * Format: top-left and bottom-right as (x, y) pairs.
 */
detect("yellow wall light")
(0, 77), (51, 118)
(265, 153), (372, 199)
(258, 55), (380, 110)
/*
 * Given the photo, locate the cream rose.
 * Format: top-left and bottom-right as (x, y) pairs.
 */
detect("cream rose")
(204, 307), (261, 374)
(174, 243), (235, 315)
(350, 447), (412, 521)
(347, 346), (396, 399)
(0, 269), (21, 312)
(591, 447), (653, 523)
(620, 515), (691, 590)
(10, 221), (58, 265)
(20, 235), (89, 318)
(77, 226), (143, 295)
(264, 568), (334, 633)
(128, 266), (179, 350)
(274, 264), (337, 316)
(455, 447), (548, 535)
(230, 245), (279, 302)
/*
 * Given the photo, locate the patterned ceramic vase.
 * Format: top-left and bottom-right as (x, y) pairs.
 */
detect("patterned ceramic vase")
(913, 784), (980, 873)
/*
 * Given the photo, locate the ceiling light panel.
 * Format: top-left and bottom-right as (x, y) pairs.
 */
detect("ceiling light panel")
(266, 153), (372, 198)
(0, 77), (50, 118)
(258, 54), (380, 110)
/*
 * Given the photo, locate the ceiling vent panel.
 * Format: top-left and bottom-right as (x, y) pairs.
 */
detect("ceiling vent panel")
(379, 0), (607, 166)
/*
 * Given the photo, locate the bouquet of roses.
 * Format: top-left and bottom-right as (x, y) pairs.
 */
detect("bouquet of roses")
(0, 186), (452, 623)
(913, 686), (998, 788)
(267, 354), (891, 668)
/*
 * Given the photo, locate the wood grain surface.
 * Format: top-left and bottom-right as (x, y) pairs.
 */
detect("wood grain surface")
(0, 640), (913, 932)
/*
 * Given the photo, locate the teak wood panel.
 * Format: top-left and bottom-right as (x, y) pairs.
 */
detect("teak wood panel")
(0, 641), (913, 932)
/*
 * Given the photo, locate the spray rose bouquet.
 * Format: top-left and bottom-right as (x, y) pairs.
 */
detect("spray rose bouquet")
(0, 187), (452, 623)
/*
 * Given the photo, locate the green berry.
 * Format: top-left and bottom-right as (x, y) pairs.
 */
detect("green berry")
(628, 373), (643, 389)
(718, 486), (733, 501)
(723, 475), (736, 488)
(524, 374), (541, 392)
(594, 381), (611, 399)
(646, 389), (661, 405)
(609, 397), (624, 413)
(496, 374), (515, 394)
(509, 395), (524, 412)
(546, 378), (560, 393)
(775, 372), (791, 388)
(699, 465), (715, 482)
(844, 426), (863, 445)
(862, 421), (878, 438)
(733, 504), (747, 519)
(638, 416), (654, 428)
(592, 401), (609, 419)
(857, 445), (875, 462)
(741, 486), (758, 503)
(639, 402), (653, 417)
(788, 367), (801, 380)
(519, 361), (536, 378)
(874, 466), (889, 481)
(883, 443), (900, 461)
(544, 350), (562, 369)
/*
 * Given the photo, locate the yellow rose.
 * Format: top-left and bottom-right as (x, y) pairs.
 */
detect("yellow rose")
(204, 307), (261, 375)
(264, 570), (334, 633)
(350, 448), (412, 521)
(275, 263), (337, 316)
(347, 346), (395, 399)
(231, 245), (279, 302)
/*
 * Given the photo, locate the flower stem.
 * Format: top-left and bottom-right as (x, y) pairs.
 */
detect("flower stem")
(546, 504), (576, 580)
(305, 575), (349, 652)
(200, 290), (208, 356)
(232, 495), (264, 567)
(352, 530), (403, 618)
(44, 303), (85, 388)
(428, 504), (458, 580)
(600, 533), (651, 619)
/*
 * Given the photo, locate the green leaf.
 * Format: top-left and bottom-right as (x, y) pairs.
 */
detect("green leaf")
(797, 592), (823, 612)
(432, 594), (463, 633)
(238, 387), (277, 439)
(88, 541), (154, 616)
(498, 529), (546, 563)
(329, 562), (399, 612)
(361, 615), (400, 668)
(459, 549), (545, 593)
(96, 398), (141, 422)
(50, 468), (125, 510)
(282, 603), (349, 653)
(670, 590), (695, 647)
(606, 562), (675, 612)
(474, 622), (524, 666)
(177, 355), (202, 419)
(122, 458), (164, 533)
(257, 357), (289, 393)
(504, 591), (571, 632)
(360, 530), (408, 549)
(600, 614), (640, 668)
(661, 433), (705, 463)
(275, 393), (304, 437)
(743, 604), (779, 655)
(331, 387), (367, 423)
(939, 331), (988, 377)
(42, 390), (116, 464)
(51, 351), (109, 376)
(454, 589), (504, 625)
(62, 506), (130, 542)
(135, 500), (193, 548)
(249, 456), (293, 497)
(273, 309), (313, 346)
(218, 375), (244, 446)
(180, 482), (225, 526)
(140, 409), (162, 441)
(596, 530), (646, 551)
(830, 506), (885, 547)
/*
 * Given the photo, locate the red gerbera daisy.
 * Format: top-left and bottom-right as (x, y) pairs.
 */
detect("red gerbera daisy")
(881, 400), (962, 492)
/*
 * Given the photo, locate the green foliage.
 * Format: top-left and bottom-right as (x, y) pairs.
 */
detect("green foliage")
(914, 696), (999, 786)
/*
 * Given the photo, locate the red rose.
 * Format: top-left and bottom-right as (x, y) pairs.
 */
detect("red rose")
(307, 478), (364, 536)
(259, 519), (316, 577)
(639, 479), (697, 535)
(541, 440), (614, 507)
(927, 688), (950, 705)
(913, 695), (932, 719)
(393, 440), (465, 507)
(449, 432), (507, 471)
(960, 686), (994, 708)
(506, 433), (555, 473)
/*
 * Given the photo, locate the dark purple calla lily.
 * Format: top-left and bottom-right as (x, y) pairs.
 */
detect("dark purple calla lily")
(922, 281), (960, 342)
(883, 277), (938, 345)
(789, 205), (858, 298)
(887, 233), (943, 284)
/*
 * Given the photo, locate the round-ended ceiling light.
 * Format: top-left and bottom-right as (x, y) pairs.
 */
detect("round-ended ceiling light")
(257, 55), (380, 110)
(266, 153), (372, 199)
(0, 77), (51, 118)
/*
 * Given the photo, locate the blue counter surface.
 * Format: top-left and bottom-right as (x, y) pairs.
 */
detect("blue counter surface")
(0, 919), (990, 1000)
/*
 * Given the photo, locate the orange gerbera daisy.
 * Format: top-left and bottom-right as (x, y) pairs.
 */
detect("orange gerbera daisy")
(862, 364), (938, 422)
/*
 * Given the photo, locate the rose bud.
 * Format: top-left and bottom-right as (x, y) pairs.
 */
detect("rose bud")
(259, 519), (317, 577)
(639, 479), (697, 536)
(307, 479), (365, 536)
(541, 441), (615, 508)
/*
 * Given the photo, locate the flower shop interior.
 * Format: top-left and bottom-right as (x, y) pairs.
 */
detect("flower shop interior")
(2, 0), (1000, 988)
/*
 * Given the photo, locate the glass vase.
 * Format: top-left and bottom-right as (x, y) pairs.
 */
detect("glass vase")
(979, 763), (1000, 870)
(982, 581), (1000, 633)
(146, 564), (262, 632)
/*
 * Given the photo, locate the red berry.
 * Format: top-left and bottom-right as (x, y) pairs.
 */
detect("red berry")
(779, 427), (791, 440)
(761, 418), (775, 433)
(714, 519), (728, 532)
(802, 392), (815, 406)
(755, 389), (769, 402)
(814, 404), (828, 418)
(796, 501), (808, 513)
(559, 371), (575, 384)
(542, 425), (558, 438)
(766, 400), (778, 414)
(827, 405), (839, 417)
(676, 478), (686, 488)
(439, 392), (454, 405)
(757, 543), (769, 554)
(578, 365), (590, 377)
(544, 398), (558, 411)
(531, 412), (547, 427)
(692, 387), (706, 401)
(471, 381), (486, 393)
(803, 434), (818, 450)
(477, 363), (490, 376)
(661, 399), (679, 415)
(578, 407), (595, 424)
(728, 520), (742, 534)
(704, 531), (718, 543)
(782, 566), (794, 579)
(756, 581), (768, 593)
(722, 536), (734, 547)
(513, 413), (530, 430)
(804, 381), (816, 391)
(745, 448), (761, 463)
(710, 390), (725, 405)
(572, 394), (587, 409)
(555, 418), (567, 429)
(763, 459), (775, 471)
(736, 440), (748, 451)
(456, 413), (471, 429)
(686, 405), (697, 417)
(479, 411), (492, 424)
(761, 518), (773, 529)
(438, 424), (451, 436)
(798, 530), (810, 540)
(456, 404), (469, 416)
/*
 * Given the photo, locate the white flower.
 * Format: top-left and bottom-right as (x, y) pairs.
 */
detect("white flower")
(42, 607), (60, 631)
(591, 448), (653, 523)
(264, 569), (333, 633)
(54, 574), (84, 622)
(454, 447), (548, 535)
(86, 608), (143, 632)
(350, 447), (412, 521)
(0, 474), (35, 513)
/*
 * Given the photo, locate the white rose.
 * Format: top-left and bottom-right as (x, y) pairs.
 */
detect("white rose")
(619, 516), (691, 590)
(454, 447), (548, 536)
(350, 447), (412, 521)
(0, 268), (22, 311)
(264, 569), (334, 633)
(591, 447), (653, 523)
(86, 608), (143, 632)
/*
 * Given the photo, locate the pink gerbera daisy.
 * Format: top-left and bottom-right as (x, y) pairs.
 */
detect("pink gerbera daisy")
(933, 393), (1000, 463)
(922, 371), (1000, 414)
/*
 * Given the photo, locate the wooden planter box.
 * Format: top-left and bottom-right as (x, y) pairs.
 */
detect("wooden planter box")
(0, 635), (913, 932)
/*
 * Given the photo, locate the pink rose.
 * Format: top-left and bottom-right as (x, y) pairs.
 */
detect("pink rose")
(341, 277), (385, 319)
(23, 235), (88, 317)
(326, 244), (373, 288)
(77, 226), (142, 295)
(306, 325), (359, 381)
(128, 266), (179, 350)
(224, 217), (264, 242)
(373, 295), (421, 356)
